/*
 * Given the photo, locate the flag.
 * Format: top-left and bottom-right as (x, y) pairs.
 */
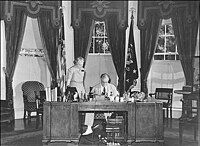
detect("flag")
(125, 14), (139, 92)
(57, 10), (66, 96)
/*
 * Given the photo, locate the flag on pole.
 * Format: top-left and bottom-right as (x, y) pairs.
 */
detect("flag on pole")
(57, 9), (66, 97)
(125, 13), (139, 92)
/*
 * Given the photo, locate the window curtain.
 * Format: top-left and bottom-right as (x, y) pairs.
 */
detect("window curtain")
(0, 1), (4, 20)
(73, 13), (94, 61)
(5, 8), (27, 108)
(172, 7), (198, 85)
(140, 13), (161, 95)
(106, 13), (126, 96)
(37, 11), (59, 88)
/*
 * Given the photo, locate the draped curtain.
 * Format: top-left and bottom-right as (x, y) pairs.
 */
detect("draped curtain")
(37, 11), (59, 88)
(172, 7), (198, 85)
(5, 8), (27, 108)
(106, 13), (126, 96)
(73, 13), (94, 61)
(0, 1), (4, 20)
(138, 2), (198, 94)
(140, 13), (161, 95)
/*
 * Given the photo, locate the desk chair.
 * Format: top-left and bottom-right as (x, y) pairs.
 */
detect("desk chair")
(179, 91), (198, 145)
(21, 81), (45, 128)
(149, 88), (173, 127)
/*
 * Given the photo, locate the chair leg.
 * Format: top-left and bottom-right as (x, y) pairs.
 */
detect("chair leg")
(166, 107), (169, 127)
(163, 109), (165, 125)
(194, 125), (197, 141)
(23, 110), (26, 120)
(23, 110), (26, 125)
(41, 114), (43, 127)
(170, 107), (172, 128)
(28, 112), (31, 124)
(179, 122), (183, 146)
(36, 112), (40, 129)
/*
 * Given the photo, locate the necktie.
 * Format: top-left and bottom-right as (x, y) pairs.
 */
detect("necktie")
(102, 87), (106, 95)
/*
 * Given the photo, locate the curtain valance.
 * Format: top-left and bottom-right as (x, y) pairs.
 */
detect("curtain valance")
(3, 1), (61, 28)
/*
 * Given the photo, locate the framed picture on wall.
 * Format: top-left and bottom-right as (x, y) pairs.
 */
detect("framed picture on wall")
(192, 56), (200, 91)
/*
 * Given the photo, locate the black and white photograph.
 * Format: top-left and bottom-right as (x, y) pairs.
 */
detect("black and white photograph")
(0, 1), (199, 146)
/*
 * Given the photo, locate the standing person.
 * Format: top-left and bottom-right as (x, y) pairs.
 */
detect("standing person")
(66, 57), (86, 99)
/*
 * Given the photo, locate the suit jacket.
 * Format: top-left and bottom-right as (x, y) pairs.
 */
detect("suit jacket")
(91, 83), (118, 101)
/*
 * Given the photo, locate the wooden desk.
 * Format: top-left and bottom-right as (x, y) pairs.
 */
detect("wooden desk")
(42, 101), (163, 145)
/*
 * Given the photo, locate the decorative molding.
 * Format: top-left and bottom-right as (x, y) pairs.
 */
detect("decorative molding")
(4, 1), (61, 28)
(90, 1), (111, 13)
(137, 1), (197, 29)
(72, 1), (128, 29)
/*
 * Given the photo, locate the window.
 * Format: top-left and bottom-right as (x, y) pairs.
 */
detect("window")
(89, 21), (110, 54)
(154, 18), (179, 60)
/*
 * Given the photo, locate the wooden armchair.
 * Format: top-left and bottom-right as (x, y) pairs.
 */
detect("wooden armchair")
(149, 88), (173, 127)
(179, 91), (199, 145)
(21, 81), (45, 128)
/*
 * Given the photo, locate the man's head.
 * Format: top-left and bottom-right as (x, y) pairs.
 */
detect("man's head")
(100, 73), (110, 87)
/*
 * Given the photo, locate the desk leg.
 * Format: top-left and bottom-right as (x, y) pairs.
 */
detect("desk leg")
(127, 103), (135, 144)
(70, 104), (79, 142)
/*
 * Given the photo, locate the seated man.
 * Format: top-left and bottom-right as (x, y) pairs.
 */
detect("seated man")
(91, 73), (118, 101)
(80, 73), (118, 144)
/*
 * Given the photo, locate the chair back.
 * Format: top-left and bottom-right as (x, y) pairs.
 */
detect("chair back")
(22, 81), (45, 103)
(35, 90), (46, 108)
(155, 88), (173, 102)
(182, 92), (198, 118)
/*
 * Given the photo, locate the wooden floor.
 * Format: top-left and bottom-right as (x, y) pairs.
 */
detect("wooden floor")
(1, 118), (199, 146)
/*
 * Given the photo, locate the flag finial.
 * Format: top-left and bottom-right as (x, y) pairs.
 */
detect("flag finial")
(129, 7), (136, 20)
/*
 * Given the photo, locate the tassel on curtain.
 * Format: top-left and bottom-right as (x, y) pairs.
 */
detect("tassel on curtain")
(37, 11), (59, 89)
(106, 13), (126, 96)
(5, 8), (27, 109)
(140, 13), (161, 95)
